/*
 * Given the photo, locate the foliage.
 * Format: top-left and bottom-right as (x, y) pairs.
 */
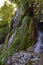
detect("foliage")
(0, 0), (43, 64)
(3, 0), (32, 51)
(0, 1), (14, 44)
(0, 0), (32, 60)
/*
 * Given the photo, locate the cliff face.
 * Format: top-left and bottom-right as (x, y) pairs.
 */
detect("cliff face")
(28, 1), (43, 45)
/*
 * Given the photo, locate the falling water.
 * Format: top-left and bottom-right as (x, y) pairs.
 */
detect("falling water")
(7, 8), (20, 47)
(34, 30), (43, 53)
(7, 31), (16, 47)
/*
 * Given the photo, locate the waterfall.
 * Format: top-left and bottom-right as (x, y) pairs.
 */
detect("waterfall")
(34, 30), (43, 53)
(7, 31), (16, 47)
(7, 8), (20, 47)
(10, 8), (20, 30)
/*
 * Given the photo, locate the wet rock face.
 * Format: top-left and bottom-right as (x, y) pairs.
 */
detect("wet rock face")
(36, 22), (43, 32)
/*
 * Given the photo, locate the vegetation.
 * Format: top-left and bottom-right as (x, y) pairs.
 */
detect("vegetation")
(0, 0), (43, 65)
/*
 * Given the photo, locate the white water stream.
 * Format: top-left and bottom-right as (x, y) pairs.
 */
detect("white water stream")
(34, 31), (43, 53)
